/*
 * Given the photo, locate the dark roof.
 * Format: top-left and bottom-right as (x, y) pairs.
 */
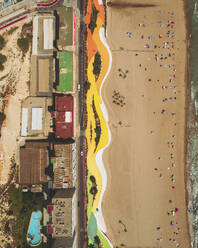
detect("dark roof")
(53, 188), (75, 199)
(51, 237), (73, 248)
(19, 141), (49, 184)
(25, 139), (49, 148)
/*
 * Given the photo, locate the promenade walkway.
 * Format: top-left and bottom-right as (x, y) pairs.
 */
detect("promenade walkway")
(85, 0), (112, 247)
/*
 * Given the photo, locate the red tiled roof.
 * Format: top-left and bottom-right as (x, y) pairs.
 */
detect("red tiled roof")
(55, 96), (74, 138)
(56, 96), (73, 111)
(47, 205), (54, 214)
(47, 224), (54, 234)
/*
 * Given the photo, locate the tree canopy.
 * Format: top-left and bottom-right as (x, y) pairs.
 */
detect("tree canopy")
(0, 35), (5, 50)
(17, 37), (29, 53)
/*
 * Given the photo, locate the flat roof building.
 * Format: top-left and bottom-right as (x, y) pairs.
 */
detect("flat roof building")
(52, 95), (74, 138)
(52, 143), (74, 189)
(46, 188), (75, 240)
(19, 140), (49, 185)
(32, 13), (55, 56)
(30, 56), (54, 97)
(50, 237), (73, 248)
(21, 97), (52, 137)
(43, 18), (54, 50)
(31, 107), (43, 130)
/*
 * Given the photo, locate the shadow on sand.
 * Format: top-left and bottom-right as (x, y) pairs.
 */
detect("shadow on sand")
(107, 1), (156, 8)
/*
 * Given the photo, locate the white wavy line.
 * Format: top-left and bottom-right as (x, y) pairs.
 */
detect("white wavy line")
(94, 27), (113, 247)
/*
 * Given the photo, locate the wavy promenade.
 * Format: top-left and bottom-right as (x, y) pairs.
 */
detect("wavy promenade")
(85, 0), (112, 247)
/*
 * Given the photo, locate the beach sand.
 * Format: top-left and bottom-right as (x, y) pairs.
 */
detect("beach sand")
(0, 18), (31, 247)
(0, 19), (31, 185)
(102, 0), (190, 247)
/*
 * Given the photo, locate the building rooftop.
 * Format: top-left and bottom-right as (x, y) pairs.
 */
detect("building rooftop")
(43, 18), (54, 50)
(53, 95), (74, 138)
(19, 140), (49, 184)
(21, 97), (52, 137)
(32, 14), (55, 56)
(30, 56), (54, 97)
(52, 143), (73, 189)
(46, 188), (75, 239)
(50, 237), (73, 248)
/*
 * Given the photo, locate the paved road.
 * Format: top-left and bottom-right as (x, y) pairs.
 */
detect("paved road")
(0, 0), (59, 29)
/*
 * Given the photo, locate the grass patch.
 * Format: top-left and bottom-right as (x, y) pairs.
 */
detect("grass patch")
(58, 51), (73, 91)
(58, 7), (73, 46)
(97, 230), (111, 248)
(88, 214), (97, 242)
(9, 187), (44, 247)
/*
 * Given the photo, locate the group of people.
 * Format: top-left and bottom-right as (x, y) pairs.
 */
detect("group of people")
(134, 10), (182, 247)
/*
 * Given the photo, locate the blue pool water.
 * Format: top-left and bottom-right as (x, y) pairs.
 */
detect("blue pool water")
(27, 211), (42, 246)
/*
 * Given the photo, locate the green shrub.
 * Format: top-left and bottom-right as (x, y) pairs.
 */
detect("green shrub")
(0, 35), (5, 50)
(4, 221), (11, 234)
(17, 38), (29, 53)
(88, 244), (94, 248)
(88, 3), (99, 34)
(0, 63), (4, 71)
(0, 53), (7, 71)
(93, 52), (101, 79)
(85, 81), (91, 91)
(90, 175), (96, 183)
(0, 53), (6, 64)
(90, 186), (98, 195)
(94, 235), (100, 245)
(0, 112), (5, 122)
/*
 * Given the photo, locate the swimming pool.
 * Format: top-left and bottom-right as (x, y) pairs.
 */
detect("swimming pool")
(27, 211), (42, 246)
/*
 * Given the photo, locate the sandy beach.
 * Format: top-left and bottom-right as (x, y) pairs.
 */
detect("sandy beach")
(0, 18), (31, 247)
(102, 0), (190, 247)
(0, 19), (31, 184)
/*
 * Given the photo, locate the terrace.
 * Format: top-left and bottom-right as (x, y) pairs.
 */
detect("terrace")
(45, 188), (75, 241)
(52, 143), (73, 188)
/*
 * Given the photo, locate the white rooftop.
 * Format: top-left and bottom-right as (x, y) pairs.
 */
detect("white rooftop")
(31, 107), (43, 130)
(65, 111), (72, 123)
(43, 18), (53, 50)
(21, 108), (28, 136)
(32, 16), (38, 55)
